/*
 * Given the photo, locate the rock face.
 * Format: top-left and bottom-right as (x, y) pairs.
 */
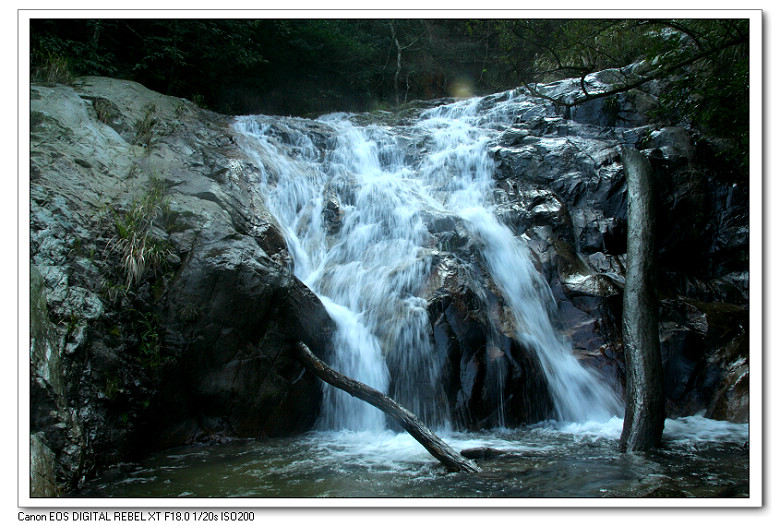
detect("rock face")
(29, 72), (749, 496)
(421, 244), (555, 429)
(484, 77), (749, 423)
(340, 80), (749, 430)
(29, 77), (334, 496)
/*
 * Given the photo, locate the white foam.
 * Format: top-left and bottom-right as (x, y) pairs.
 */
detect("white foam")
(662, 413), (749, 444)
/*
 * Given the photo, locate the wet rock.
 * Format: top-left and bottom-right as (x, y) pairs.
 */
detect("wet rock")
(322, 188), (344, 234)
(156, 231), (335, 444)
(427, 281), (555, 429)
(659, 298), (749, 422)
(489, 85), (749, 421)
(460, 447), (506, 459)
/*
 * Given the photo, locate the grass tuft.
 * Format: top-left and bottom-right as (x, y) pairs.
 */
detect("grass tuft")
(105, 172), (171, 291)
(32, 49), (74, 86)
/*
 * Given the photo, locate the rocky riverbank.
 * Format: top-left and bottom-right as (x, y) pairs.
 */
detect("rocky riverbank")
(28, 72), (749, 496)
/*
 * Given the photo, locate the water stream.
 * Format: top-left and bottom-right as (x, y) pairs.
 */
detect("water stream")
(76, 415), (748, 498)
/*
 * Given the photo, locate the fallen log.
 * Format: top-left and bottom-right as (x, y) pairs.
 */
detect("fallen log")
(292, 341), (481, 473)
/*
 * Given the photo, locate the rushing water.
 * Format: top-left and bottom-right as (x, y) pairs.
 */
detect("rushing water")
(75, 91), (750, 499)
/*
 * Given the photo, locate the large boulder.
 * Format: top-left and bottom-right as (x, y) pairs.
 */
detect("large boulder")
(29, 77), (335, 495)
(659, 297), (749, 422)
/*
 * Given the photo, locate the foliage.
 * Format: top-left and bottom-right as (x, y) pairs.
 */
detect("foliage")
(29, 19), (515, 115)
(30, 19), (265, 109)
(132, 104), (159, 148)
(650, 20), (750, 167)
(103, 374), (122, 400)
(93, 97), (117, 125)
(130, 309), (164, 369)
(32, 20), (119, 78)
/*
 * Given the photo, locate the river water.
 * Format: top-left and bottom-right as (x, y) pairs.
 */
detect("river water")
(76, 415), (748, 499)
(76, 89), (750, 500)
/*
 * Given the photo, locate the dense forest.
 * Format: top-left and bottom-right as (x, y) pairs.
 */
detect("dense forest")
(31, 18), (749, 148)
(31, 19), (513, 115)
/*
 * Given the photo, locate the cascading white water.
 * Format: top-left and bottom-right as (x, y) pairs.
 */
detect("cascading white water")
(415, 95), (622, 422)
(460, 207), (622, 421)
(233, 90), (622, 431)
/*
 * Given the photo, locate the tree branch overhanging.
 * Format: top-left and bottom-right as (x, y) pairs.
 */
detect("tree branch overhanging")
(522, 33), (748, 109)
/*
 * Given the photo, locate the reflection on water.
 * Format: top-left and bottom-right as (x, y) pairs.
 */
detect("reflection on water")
(74, 416), (748, 499)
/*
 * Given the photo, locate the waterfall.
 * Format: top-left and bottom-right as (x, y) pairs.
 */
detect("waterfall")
(233, 90), (622, 431)
(460, 207), (622, 422)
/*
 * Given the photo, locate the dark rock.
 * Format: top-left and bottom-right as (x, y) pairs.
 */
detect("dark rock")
(657, 298), (748, 422)
(489, 89), (748, 424)
(427, 286), (554, 429)
(460, 447), (507, 459)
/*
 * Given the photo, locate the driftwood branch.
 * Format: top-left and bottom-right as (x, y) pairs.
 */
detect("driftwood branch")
(292, 341), (481, 473)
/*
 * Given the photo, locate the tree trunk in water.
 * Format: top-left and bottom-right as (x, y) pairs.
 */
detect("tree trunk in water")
(619, 147), (665, 452)
(292, 341), (481, 473)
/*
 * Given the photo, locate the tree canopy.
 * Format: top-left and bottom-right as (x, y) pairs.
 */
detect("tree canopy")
(30, 17), (749, 166)
(30, 19), (515, 116)
(485, 18), (750, 169)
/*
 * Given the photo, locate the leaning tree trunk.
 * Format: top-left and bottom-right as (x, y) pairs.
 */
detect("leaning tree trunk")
(292, 341), (480, 473)
(619, 147), (665, 452)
